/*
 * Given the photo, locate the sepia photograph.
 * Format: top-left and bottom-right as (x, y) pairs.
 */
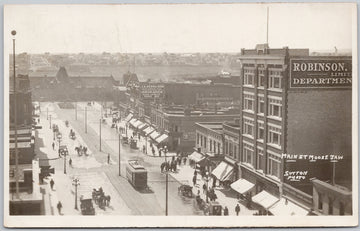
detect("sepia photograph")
(3, 2), (358, 228)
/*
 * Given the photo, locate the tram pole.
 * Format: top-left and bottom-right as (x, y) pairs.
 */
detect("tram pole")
(99, 118), (102, 152)
(119, 133), (121, 176)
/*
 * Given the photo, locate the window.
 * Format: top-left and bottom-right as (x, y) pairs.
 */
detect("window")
(268, 125), (281, 147)
(329, 198), (333, 215)
(268, 151), (281, 180)
(243, 93), (255, 111)
(204, 137), (207, 149)
(200, 135), (203, 146)
(229, 143), (233, 157)
(269, 70), (282, 89)
(318, 194), (323, 210)
(225, 141), (228, 154)
(197, 133), (200, 145)
(258, 96), (265, 114)
(209, 139), (212, 152)
(257, 148), (264, 170)
(258, 69), (265, 87)
(243, 142), (255, 167)
(269, 97), (282, 118)
(214, 141), (217, 153)
(243, 117), (254, 137)
(258, 122), (264, 140)
(234, 145), (237, 160)
(244, 69), (255, 86)
(218, 143), (221, 155)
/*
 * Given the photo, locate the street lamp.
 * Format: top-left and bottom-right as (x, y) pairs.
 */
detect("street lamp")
(57, 133), (66, 174)
(73, 178), (80, 210)
(11, 30), (19, 199)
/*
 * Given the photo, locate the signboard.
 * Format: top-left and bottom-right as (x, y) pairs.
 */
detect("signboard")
(290, 58), (352, 89)
(140, 83), (164, 98)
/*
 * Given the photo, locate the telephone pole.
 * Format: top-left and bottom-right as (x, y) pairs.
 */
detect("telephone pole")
(73, 178), (80, 210)
(99, 118), (102, 151)
(118, 133), (121, 176)
(12, 30), (19, 199)
(85, 106), (87, 133)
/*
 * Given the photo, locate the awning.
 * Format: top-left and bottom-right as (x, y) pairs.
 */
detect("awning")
(155, 134), (169, 144)
(150, 131), (161, 140)
(188, 151), (205, 163)
(231, 178), (255, 195)
(143, 126), (155, 135)
(129, 118), (138, 127)
(269, 198), (309, 216)
(124, 113), (133, 122)
(212, 161), (234, 182)
(133, 120), (143, 128)
(138, 123), (148, 131)
(252, 191), (279, 210)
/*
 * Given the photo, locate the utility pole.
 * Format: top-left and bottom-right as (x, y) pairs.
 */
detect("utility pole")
(75, 102), (77, 120)
(73, 178), (80, 210)
(47, 107), (49, 120)
(118, 133), (121, 176)
(85, 106), (87, 133)
(99, 118), (102, 151)
(12, 30), (19, 199)
(49, 114), (52, 129)
(164, 146), (169, 216)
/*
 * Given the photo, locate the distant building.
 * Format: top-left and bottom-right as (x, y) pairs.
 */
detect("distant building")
(29, 66), (119, 101)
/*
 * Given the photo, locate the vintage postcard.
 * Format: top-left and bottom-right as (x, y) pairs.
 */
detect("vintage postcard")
(3, 2), (358, 228)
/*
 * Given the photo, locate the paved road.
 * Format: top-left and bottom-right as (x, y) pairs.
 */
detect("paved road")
(50, 102), (202, 216)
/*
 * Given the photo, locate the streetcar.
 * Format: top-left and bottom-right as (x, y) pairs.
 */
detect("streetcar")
(126, 160), (147, 189)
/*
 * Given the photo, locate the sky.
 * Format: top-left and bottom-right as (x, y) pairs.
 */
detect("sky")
(4, 3), (355, 54)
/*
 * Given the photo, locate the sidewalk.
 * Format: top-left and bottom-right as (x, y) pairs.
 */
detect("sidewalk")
(170, 164), (257, 216)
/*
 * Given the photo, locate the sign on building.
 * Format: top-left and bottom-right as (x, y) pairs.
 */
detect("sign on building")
(289, 58), (352, 89)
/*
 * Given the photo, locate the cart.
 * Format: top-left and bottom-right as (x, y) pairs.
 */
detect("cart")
(178, 184), (193, 198)
(130, 139), (137, 149)
(80, 196), (95, 215)
(59, 145), (68, 156)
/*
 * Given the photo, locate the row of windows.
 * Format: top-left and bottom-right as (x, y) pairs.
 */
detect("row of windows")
(197, 132), (221, 154)
(243, 120), (282, 147)
(243, 94), (282, 118)
(243, 69), (282, 89)
(241, 142), (281, 180)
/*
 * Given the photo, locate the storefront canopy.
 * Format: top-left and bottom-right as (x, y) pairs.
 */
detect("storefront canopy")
(129, 118), (137, 126)
(124, 114), (133, 122)
(143, 126), (155, 136)
(133, 120), (143, 128)
(269, 198), (309, 216)
(212, 161), (234, 182)
(252, 191), (279, 210)
(188, 151), (205, 163)
(150, 131), (161, 140)
(138, 123), (148, 131)
(155, 134), (169, 144)
(230, 179), (255, 195)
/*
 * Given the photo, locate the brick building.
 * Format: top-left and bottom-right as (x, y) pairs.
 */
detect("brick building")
(232, 44), (352, 214)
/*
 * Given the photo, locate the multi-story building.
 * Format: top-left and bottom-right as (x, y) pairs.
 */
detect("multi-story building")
(233, 44), (352, 214)
(150, 104), (240, 152)
(9, 74), (43, 215)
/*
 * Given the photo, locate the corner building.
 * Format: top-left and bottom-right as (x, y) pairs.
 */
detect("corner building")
(237, 45), (352, 212)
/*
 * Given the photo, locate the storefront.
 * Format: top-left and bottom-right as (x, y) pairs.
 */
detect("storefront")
(251, 190), (279, 214)
(211, 161), (235, 187)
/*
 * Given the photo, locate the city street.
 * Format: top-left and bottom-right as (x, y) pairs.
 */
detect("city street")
(35, 102), (203, 216)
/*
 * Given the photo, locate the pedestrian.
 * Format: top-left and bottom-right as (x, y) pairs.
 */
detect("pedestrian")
(183, 156), (187, 165)
(192, 175), (197, 186)
(160, 162), (165, 173)
(38, 118), (40, 123)
(143, 145), (146, 153)
(69, 158), (72, 167)
(223, 206), (229, 216)
(50, 179), (54, 190)
(57, 201), (62, 214)
(159, 149), (162, 157)
(107, 153), (110, 164)
(52, 142), (55, 150)
(138, 133), (140, 140)
(235, 204), (241, 216)
(202, 184), (207, 194)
